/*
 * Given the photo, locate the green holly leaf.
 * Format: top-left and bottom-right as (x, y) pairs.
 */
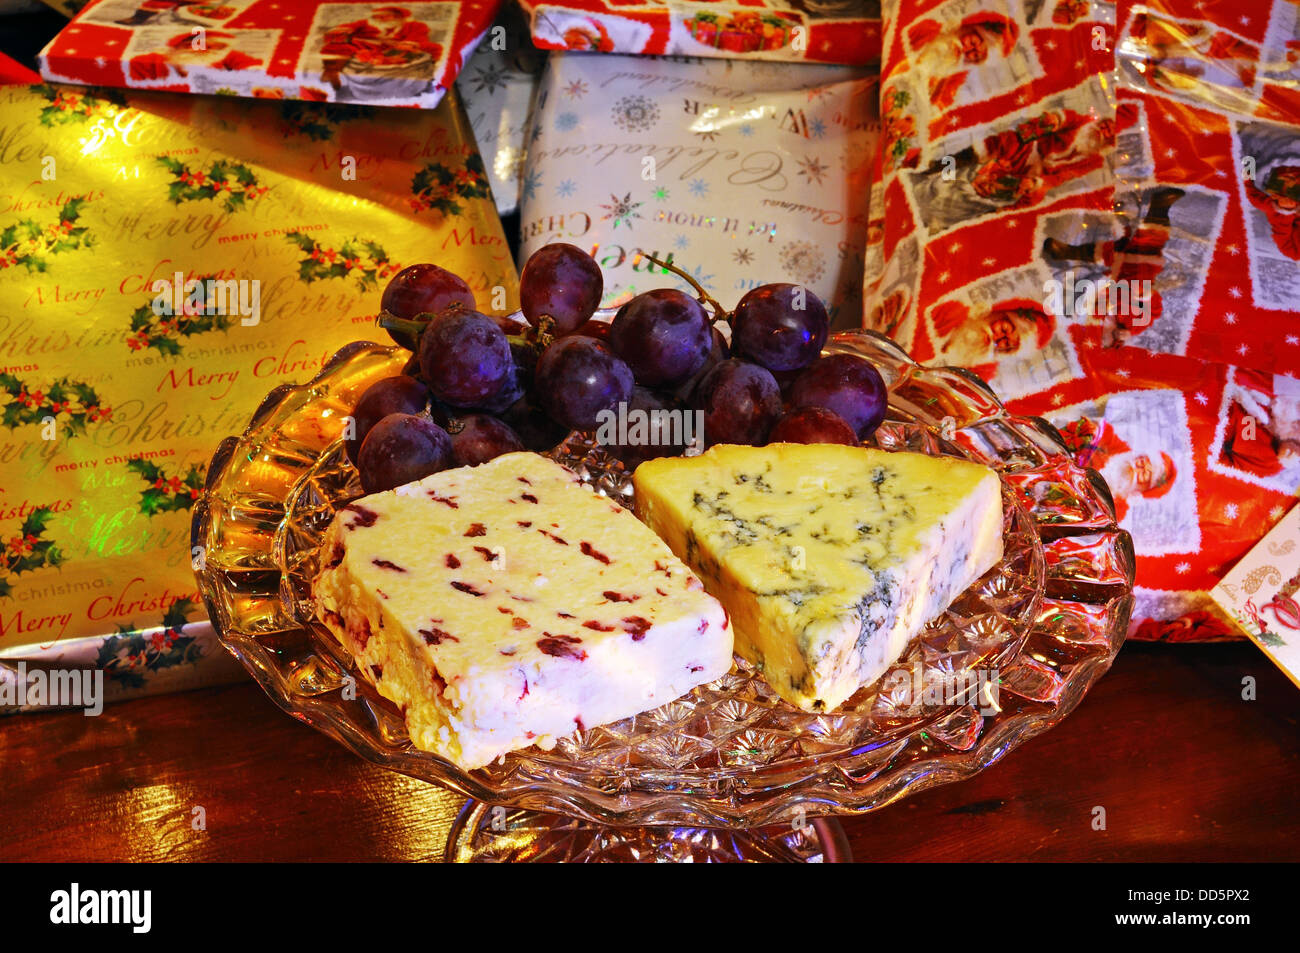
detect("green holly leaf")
(138, 487), (171, 516)
(284, 231), (317, 252)
(20, 506), (55, 537)
(157, 156), (185, 174)
(129, 304), (155, 332)
(127, 457), (164, 483)
(163, 597), (197, 632)
(0, 577), (11, 599)
(60, 197), (86, 223)
(149, 335), (183, 357)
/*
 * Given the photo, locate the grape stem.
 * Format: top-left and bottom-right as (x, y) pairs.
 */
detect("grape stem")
(641, 253), (730, 325)
(378, 305), (551, 355)
(376, 310), (429, 343)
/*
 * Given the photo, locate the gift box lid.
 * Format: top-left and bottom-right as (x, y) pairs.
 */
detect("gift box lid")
(519, 0), (881, 65)
(37, 0), (503, 109)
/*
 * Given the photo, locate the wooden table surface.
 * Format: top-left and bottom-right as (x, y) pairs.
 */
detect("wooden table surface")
(3, 640), (1297, 862)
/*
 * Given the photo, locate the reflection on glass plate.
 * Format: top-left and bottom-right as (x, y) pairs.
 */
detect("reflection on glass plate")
(193, 331), (1134, 827)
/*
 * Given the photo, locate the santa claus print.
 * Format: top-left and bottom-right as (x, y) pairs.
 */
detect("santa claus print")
(301, 3), (453, 103)
(1041, 186), (1185, 346)
(929, 295), (1054, 380)
(1066, 416), (1177, 522)
(1211, 368), (1300, 493)
(1053, 389), (1199, 555)
(1127, 11), (1260, 97)
(904, 88), (1113, 233)
(1245, 164), (1300, 262)
(320, 6), (443, 87)
(1233, 119), (1300, 312)
(126, 28), (263, 81)
(904, 8), (1021, 110)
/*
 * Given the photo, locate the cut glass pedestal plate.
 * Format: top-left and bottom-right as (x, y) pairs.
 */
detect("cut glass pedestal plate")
(192, 330), (1134, 862)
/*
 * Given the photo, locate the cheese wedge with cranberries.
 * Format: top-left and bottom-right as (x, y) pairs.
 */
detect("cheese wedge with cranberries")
(313, 452), (732, 770)
(633, 443), (1003, 712)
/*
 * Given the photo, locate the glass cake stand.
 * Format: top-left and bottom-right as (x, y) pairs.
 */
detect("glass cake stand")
(192, 330), (1134, 862)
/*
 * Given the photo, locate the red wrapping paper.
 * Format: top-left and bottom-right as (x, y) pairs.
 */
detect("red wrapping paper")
(867, 0), (1300, 641)
(37, 0), (502, 108)
(516, 0), (882, 65)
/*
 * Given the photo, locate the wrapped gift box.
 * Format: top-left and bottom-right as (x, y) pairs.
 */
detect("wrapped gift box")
(455, 2), (545, 214)
(864, 0), (1300, 641)
(518, 0), (881, 65)
(519, 52), (878, 328)
(0, 81), (516, 709)
(36, 0), (502, 108)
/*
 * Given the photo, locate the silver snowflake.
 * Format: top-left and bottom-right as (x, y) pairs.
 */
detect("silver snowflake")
(796, 154), (829, 186)
(600, 192), (643, 230)
(467, 62), (509, 96)
(611, 95), (660, 133)
(779, 241), (826, 285)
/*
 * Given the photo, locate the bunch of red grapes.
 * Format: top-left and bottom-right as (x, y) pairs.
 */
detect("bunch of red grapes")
(347, 243), (888, 493)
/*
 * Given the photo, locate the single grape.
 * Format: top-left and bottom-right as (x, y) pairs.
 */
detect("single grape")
(356, 413), (454, 493)
(694, 359), (782, 447)
(380, 264), (476, 350)
(789, 353), (888, 439)
(732, 283), (829, 372)
(602, 386), (689, 467)
(670, 325), (729, 404)
(519, 243), (603, 333)
(418, 309), (513, 408)
(609, 289), (711, 387)
(535, 335), (634, 432)
(346, 375), (431, 465)
(449, 414), (525, 466)
(768, 406), (859, 446)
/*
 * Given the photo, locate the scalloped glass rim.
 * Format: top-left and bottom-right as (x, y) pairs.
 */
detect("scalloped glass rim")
(193, 330), (1134, 826)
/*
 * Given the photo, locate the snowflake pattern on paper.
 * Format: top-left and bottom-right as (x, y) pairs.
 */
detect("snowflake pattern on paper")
(796, 155), (829, 186)
(779, 240), (826, 285)
(467, 62), (509, 96)
(611, 95), (660, 133)
(600, 192), (642, 229)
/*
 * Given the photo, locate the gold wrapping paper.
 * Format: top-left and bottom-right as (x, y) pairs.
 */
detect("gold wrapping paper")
(0, 82), (516, 677)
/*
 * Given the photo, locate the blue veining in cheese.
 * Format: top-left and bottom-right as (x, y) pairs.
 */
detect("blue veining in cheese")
(633, 443), (1003, 712)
